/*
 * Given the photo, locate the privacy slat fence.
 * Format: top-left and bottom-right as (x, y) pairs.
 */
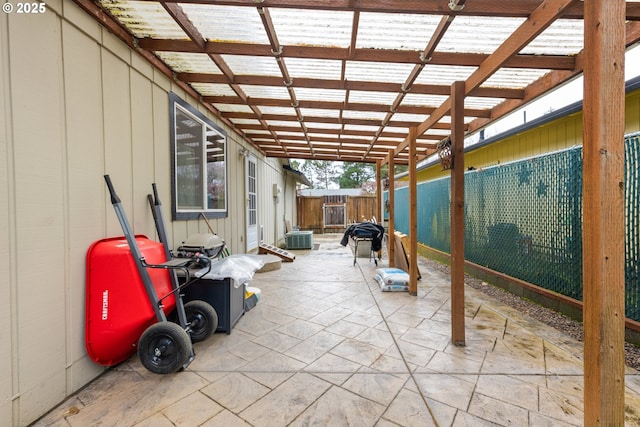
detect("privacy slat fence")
(390, 133), (640, 321)
(297, 195), (377, 233)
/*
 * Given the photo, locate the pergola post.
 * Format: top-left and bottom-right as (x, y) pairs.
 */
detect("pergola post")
(375, 160), (382, 223)
(582, 0), (626, 425)
(387, 149), (395, 268)
(451, 80), (466, 346)
(409, 127), (418, 296)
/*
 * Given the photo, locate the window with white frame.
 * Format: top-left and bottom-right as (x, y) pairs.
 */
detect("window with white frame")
(170, 93), (227, 220)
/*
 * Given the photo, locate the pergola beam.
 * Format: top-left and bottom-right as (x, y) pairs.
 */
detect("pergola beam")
(203, 96), (492, 118)
(179, 73), (526, 99)
(140, 39), (576, 70)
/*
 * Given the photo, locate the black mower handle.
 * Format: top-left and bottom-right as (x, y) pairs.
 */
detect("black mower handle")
(104, 175), (121, 205)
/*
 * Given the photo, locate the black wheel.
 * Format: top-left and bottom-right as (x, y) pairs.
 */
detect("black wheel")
(138, 322), (192, 374)
(185, 300), (218, 342)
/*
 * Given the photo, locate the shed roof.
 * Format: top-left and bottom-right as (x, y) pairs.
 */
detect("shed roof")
(76, 0), (640, 164)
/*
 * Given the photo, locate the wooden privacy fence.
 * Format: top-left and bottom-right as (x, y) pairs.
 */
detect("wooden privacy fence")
(296, 195), (378, 233)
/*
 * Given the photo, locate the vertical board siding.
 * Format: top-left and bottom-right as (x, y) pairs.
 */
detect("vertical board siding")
(9, 9), (68, 423)
(61, 21), (105, 383)
(0, 7), (13, 424)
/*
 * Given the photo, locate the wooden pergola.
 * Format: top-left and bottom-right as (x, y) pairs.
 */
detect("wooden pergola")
(76, 0), (640, 423)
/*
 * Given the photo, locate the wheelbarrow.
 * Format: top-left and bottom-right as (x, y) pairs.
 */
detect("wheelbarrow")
(85, 176), (217, 374)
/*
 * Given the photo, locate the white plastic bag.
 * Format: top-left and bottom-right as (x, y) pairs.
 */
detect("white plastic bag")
(197, 254), (265, 287)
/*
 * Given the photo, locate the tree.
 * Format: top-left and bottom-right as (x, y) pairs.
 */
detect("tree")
(337, 162), (374, 189)
(380, 163), (408, 179)
(298, 160), (341, 189)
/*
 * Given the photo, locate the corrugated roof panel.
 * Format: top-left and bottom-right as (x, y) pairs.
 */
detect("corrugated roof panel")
(345, 61), (416, 84)
(221, 55), (281, 76)
(348, 91), (398, 105)
(343, 124), (380, 133)
(402, 93), (449, 108)
(268, 8), (353, 48)
(464, 96), (505, 110)
(415, 64), (477, 86)
(180, 4), (269, 44)
(384, 126), (411, 134)
(154, 52), (221, 73)
(483, 68), (551, 89)
(299, 108), (340, 119)
(241, 85), (290, 99)
(190, 83), (237, 97)
(264, 120), (302, 128)
(523, 19), (584, 55)
(391, 112), (430, 123)
(356, 12), (442, 50)
(256, 106), (297, 116)
(342, 110), (387, 121)
(214, 104), (253, 113)
(294, 88), (346, 102)
(437, 16), (525, 54)
(275, 131), (305, 137)
(285, 58), (343, 80)
(305, 122), (342, 130)
(99, 1), (186, 39)
(307, 132), (341, 139)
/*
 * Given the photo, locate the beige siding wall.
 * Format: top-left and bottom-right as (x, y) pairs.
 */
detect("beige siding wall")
(0, 2), (291, 425)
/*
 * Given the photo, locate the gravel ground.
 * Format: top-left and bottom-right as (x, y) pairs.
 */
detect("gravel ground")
(419, 256), (640, 370)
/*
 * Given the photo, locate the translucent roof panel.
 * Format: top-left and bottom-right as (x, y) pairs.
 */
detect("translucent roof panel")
(356, 12), (442, 50)
(345, 61), (416, 84)
(294, 88), (346, 103)
(241, 128), (270, 134)
(437, 16), (526, 54)
(240, 85), (290, 100)
(221, 55), (281, 76)
(268, 8), (354, 48)
(299, 108), (340, 119)
(304, 122), (341, 130)
(190, 83), (237, 97)
(402, 94), (450, 108)
(214, 104), (253, 114)
(522, 19), (584, 55)
(342, 110), (387, 121)
(483, 68), (551, 89)
(154, 52), (221, 74)
(344, 124), (381, 133)
(348, 91), (398, 105)
(99, 1), (186, 39)
(180, 5), (269, 44)
(285, 58), (343, 80)
(256, 106), (297, 116)
(391, 113), (430, 123)
(464, 97), (506, 110)
(415, 65), (477, 87)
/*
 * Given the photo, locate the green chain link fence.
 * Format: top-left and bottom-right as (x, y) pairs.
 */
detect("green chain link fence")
(390, 133), (640, 320)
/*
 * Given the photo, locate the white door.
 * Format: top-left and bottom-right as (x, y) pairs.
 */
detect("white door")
(246, 154), (259, 251)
